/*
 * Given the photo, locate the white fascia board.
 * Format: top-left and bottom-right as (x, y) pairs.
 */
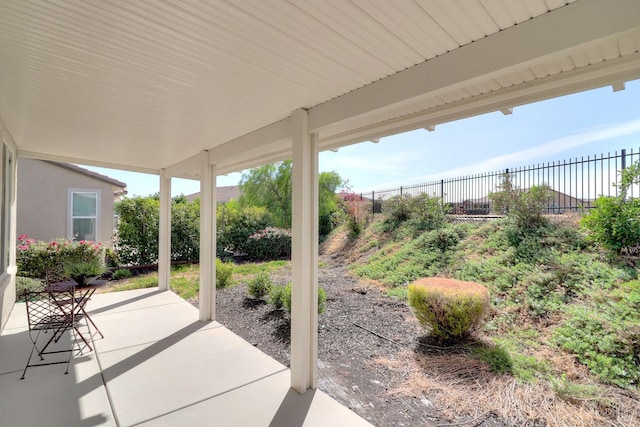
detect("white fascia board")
(318, 52), (640, 151)
(308, 0), (640, 134)
(17, 150), (160, 175)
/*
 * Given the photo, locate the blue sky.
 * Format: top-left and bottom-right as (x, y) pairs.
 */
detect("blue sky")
(84, 79), (640, 197)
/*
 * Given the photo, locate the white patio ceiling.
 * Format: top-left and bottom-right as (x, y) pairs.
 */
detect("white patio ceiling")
(1, 0), (639, 177)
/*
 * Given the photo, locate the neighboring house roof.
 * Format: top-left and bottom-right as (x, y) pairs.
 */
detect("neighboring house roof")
(186, 185), (241, 204)
(53, 162), (127, 189)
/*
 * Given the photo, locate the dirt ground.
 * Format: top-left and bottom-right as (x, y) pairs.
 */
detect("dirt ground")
(215, 255), (510, 427)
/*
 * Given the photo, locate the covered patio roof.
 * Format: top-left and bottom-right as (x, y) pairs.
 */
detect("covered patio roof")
(1, 0), (638, 175)
(1, 0), (640, 402)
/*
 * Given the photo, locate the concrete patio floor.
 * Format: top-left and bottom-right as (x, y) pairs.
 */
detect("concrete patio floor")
(0, 288), (372, 427)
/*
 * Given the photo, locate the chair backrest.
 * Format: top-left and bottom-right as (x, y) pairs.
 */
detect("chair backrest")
(22, 290), (70, 332)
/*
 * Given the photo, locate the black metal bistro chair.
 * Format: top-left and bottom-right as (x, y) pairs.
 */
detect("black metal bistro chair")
(20, 289), (78, 379)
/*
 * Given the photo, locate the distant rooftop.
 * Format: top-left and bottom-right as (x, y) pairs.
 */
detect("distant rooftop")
(186, 185), (240, 204)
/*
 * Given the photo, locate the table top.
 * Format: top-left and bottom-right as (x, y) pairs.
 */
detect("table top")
(45, 279), (108, 292)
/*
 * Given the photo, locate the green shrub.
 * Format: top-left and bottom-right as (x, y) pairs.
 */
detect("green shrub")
(489, 174), (551, 229)
(408, 277), (490, 344)
(582, 197), (640, 254)
(553, 280), (640, 388)
(382, 194), (448, 231)
(248, 272), (273, 299)
(471, 344), (513, 374)
(215, 258), (235, 289)
(64, 259), (106, 284)
(17, 236), (104, 280)
(112, 268), (133, 280)
(318, 287), (327, 314)
(409, 193), (449, 231)
(281, 282), (292, 312)
(383, 195), (412, 227)
(114, 196), (160, 265)
(280, 282), (327, 315)
(217, 201), (272, 257)
(171, 198), (200, 262)
(114, 195), (202, 265)
(15, 276), (44, 299)
(104, 248), (119, 268)
(244, 227), (291, 261)
(268, 284), (286, 309)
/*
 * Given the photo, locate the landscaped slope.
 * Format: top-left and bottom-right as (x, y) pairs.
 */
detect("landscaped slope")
(325, 214), (640, 423)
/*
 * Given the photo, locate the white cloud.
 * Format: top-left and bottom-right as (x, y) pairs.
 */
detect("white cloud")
(375, 119), (640, 189)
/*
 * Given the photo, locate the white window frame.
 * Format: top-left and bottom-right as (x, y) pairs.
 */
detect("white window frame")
(68, 189), (100, 242)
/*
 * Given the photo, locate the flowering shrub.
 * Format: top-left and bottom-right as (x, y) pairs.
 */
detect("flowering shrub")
(17, 235), (104, 280)
(338, 191), (371, 238)
(408, 277), (489, 344)
(244, 227), (291, 261)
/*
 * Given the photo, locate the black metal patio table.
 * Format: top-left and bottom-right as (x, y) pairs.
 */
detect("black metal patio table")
(44, 280), (106, 352)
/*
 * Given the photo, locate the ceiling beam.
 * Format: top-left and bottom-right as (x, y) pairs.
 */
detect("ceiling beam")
(17, 150), (160, 175)
(308, 0), (640, 134)
(317, 53), (640, 152)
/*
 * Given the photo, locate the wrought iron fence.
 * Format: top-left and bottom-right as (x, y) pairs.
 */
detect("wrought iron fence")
(359, 148), (639, 215)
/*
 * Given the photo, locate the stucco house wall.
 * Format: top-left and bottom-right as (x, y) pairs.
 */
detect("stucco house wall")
(17, 159), (126, 244)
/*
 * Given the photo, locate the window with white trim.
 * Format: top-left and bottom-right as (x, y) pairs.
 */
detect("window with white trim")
(69, 190), (99, 241)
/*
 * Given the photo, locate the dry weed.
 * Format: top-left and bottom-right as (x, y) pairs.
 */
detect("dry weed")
(376, 351), (640, 427)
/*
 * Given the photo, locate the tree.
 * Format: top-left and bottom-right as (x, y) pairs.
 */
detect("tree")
(319, 171), (343, 236)
(240, 161), (292, 228)
(239, 160), (343, 235)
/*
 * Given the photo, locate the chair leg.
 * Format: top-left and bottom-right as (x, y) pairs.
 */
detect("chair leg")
(21, 330), (41, 380)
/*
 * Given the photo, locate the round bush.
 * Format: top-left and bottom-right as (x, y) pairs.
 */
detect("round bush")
(408, 277), (489, 344)
(248, 272), (273, 300)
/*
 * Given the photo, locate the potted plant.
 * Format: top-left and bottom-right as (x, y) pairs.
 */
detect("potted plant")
(64, 260), (106, 286)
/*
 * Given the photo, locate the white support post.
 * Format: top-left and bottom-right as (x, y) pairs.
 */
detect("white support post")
(199, 152), (217, 321)
(290, 108), (319, 393)
(158, 171), (172, 291)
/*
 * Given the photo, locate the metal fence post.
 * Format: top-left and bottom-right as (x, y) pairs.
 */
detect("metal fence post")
(372, 191), (375, 215)
(622, 149), (627, 170)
